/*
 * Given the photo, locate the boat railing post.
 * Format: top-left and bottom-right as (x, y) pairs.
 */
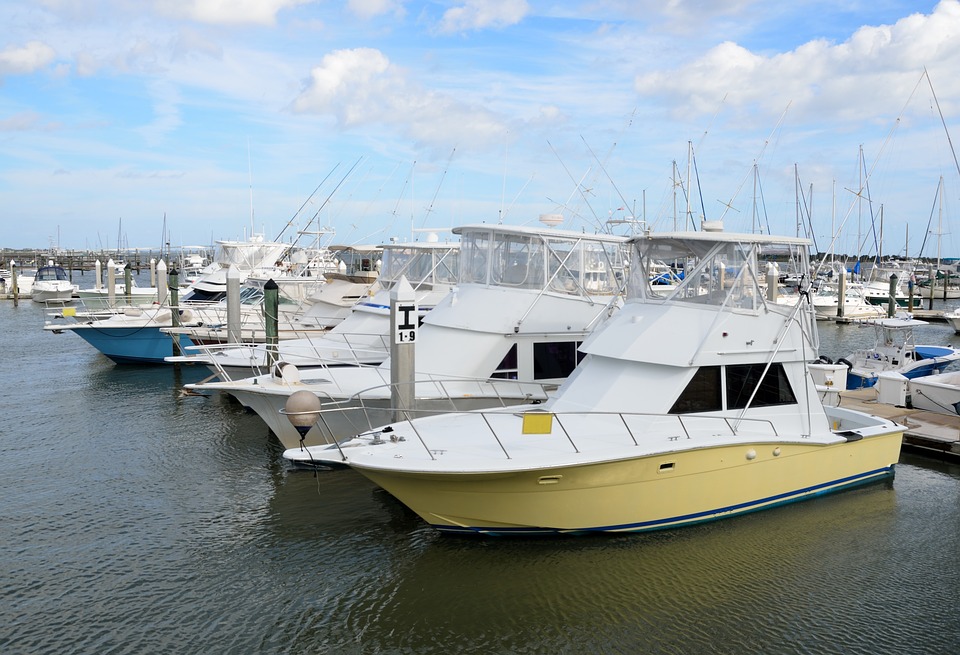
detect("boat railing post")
(550, 414), (579, 454)
(479, 413), (513, 459)
(618, 413), (640, 446)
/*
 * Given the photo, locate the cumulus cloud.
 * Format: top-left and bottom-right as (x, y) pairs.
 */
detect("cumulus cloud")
(0, 41), (57, 75)
(293, 47), (507, 148)
(634, 0), (960, 123)
(154, 0), (312, 26)
(437, 0), (529, 34)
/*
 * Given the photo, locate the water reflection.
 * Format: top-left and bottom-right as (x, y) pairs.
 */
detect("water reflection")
(4, 284), (960, 654)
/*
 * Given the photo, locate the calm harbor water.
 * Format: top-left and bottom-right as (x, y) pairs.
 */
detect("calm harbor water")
(3, 289), (960, 655)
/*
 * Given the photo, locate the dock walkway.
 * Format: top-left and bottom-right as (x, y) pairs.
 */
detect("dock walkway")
(839, 387), (960, 460)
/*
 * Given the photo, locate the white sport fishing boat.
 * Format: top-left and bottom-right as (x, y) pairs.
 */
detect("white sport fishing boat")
(168, 239), (459, 379)
(186, 222), (628, 449)
(284, 224), (904, 535)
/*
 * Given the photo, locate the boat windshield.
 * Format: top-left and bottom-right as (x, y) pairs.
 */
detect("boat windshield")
(627, 233), (810, 310)
(215, 239), (290, 270)
(36, 266), (69, 281)
(379, 245), (459, 289)
(459, 227), (625, 296)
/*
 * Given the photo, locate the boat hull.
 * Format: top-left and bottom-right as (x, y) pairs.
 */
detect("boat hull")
(908, 372), (960, 416)
(69, 326), (197, 364)
(847, 359), (955, 389)
(231, 387), (544, 450)
(31, 286), (75, 303)
(352, 432), (903, 535)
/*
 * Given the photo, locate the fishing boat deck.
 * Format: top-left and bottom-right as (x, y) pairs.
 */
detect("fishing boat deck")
(839, 387), (960, 459)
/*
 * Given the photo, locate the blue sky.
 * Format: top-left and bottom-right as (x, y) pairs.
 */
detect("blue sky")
(2, 0), (960, 259)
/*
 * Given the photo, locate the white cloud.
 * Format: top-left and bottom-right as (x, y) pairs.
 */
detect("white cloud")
(0, 41), (56, 75)
(347, 0), (405, 20)
(154, 0), (312, 26)
(437, 0), (529, 34)
(292, 47), (508, 149)
(0, 111), (44, 131)
(634, 0), (960, 124)
(171, 28), (225, 61)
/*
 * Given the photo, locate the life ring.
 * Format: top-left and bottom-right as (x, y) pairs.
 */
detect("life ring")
(837, 357), (853, 369)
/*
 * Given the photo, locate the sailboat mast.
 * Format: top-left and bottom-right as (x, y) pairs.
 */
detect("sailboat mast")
(672, 160), (678, 231)
(937, 175), (943, 272)
(686, 142), (693, 230)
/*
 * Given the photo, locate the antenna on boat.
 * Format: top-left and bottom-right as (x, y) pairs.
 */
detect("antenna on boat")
(717, 101), (791, 225)
(581, 135), (633, 235)
(924, 67), (960, 181)
(274, 162), (342, 242)
(547, 140), (604, 232)
(247, 138), (255, 237)
(420, 147), (456, 236)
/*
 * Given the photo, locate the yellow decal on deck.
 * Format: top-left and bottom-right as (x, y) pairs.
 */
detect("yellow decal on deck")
(522, 413), (553, 434)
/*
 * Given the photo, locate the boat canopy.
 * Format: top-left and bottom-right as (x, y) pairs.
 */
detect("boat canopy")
(627, 230), (811, 310)
(35, 265), (69, 281)
(378, 242), (459, 290)
(454, 224), (626, 296)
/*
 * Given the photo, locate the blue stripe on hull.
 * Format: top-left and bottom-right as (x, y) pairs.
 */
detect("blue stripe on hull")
(433, 465), (896, 536)
(846, 362), (952, 390)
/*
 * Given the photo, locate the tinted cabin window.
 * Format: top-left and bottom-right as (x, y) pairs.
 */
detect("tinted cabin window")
(533, 341), (582, 380)
(726, 363), (797, 409)
(670, 366), (722, 413)
(491, 344), (519, 380)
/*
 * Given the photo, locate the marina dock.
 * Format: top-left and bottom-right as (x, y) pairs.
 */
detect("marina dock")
(839, 387), (960, 459)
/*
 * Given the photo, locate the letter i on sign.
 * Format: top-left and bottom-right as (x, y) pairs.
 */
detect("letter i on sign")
(394, 303), (418, 343)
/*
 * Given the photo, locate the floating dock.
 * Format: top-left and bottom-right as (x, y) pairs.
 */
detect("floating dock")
(839, 387), (960, 460)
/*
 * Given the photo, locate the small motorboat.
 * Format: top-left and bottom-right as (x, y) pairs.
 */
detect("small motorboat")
(906, 370), (960, 416)
(835, 317), (960, 389)
(31, 265), (75, 303)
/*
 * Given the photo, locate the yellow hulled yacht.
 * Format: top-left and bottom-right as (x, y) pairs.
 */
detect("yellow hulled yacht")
(285, 224), (904, 535)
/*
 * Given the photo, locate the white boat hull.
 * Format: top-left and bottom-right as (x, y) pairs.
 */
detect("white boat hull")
(908, 371), (960, 416)
(31, 284), (75, 303)
(230, 379), (549, 449)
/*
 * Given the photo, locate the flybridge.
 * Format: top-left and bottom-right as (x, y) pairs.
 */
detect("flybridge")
(628, 230), (812, 310)
(452, 223), (628, 297)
